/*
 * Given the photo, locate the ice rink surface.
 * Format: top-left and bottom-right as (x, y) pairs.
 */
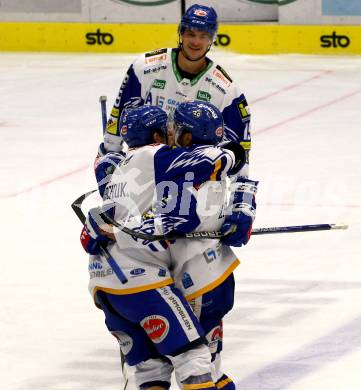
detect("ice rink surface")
(1, 49), (361, 390)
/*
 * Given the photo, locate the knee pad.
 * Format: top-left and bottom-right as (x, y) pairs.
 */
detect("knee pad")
(168, 344), (213, 384)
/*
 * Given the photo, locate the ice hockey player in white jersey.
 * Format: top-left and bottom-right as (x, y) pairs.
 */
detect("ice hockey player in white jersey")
(101, 3), (251, 177)
(130, 102), (257, 390)
(170, 102), (257, 389)
(80, 102), (248, 390)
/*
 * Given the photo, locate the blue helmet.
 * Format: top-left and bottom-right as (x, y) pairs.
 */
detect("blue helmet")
(179, 4), (218, 40)
(120, 106), (167, 148)
(173, 101), (224, 146)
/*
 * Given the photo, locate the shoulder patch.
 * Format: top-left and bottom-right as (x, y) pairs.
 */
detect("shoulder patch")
(215, 65), (232, 83)
(145, 48), (168, 58)
(238, 98), (251, 122)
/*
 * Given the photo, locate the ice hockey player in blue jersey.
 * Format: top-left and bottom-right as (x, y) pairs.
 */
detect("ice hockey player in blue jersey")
(100, 3), (251, 178)
(80, 102), (250, 390)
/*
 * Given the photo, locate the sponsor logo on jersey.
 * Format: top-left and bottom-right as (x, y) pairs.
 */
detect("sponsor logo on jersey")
(111, 331), (133, 355)
(204, 76), (226, 95)
(160, 287), (194, 331)
(145, 54), (167, 64)
(153, 79), (166, 89)
(176, 91), (187, 98)
(88, 261), (103, 271)
(182, 272), (194, 289)
(89, 268), (113, 279)
(240, 141), (251, 151)
(238, 99), (251, 122)
(206, 325), (223, 354)
(141, 315), (169, 343)
(130, 268), (146, 276)
(158, 268), (167, 277)
(213, 65), (232, 86)
(196, 90), (211, 101)
(204, 248), (217, 263)
(144, 65), (167, 75)
(106, 121), (118, 135)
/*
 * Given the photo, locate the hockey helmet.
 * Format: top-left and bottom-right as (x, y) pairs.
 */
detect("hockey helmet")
(179, 4), (218, 41)
(173, 101), (224, 146)
(120, 106), (167, 148)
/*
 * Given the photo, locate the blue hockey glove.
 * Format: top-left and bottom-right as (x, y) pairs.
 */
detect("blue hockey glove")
(94, 151), (125, 198)
(221, 178), (258, 247)
(80, 207), (111, 255)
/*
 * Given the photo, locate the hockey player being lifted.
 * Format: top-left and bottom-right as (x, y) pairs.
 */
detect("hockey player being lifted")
(87, 101), (257, 389)
(100, 3), (251, 178)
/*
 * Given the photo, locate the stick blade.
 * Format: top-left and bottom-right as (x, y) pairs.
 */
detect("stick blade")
(330, 223), (348, 230)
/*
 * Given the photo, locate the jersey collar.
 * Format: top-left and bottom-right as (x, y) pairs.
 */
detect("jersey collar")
(171, 49), (213, 86)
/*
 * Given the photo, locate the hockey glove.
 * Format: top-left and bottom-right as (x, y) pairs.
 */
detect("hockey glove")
(221, 177), (258, 247)
(94, 151), (125, 198)
(218, 141), (246, 176)
(80, 207), (111, 255)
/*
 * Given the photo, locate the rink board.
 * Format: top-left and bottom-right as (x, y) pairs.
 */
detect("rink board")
(0, 22), (360, 54)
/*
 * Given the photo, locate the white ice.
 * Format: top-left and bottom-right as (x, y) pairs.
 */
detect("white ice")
(1, 49), (361, 390)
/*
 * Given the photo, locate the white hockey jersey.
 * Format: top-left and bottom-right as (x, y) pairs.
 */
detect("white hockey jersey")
(88, 142), (237, 299)
(104, 48), (251, 174)
(170, 179), (240, 301)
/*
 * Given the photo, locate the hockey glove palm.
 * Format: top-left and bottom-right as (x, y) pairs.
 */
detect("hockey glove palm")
(221, 178), (258, 247)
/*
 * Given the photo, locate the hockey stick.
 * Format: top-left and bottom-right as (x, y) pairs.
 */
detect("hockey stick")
(99, 95), (107, 133)
(71, 190), (128, 284)
(72, 190), (348, 243)
(101, 211), (348, 241)
(250, 223), (348, 235)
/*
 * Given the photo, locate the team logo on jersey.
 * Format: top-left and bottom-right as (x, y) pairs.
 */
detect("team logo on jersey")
(196, 90), (211, 102)
(153, 79), (166, 89)
(166, 146), (221, 172)
(238, 99), (251, 122)
(141, 315), (169, 343)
